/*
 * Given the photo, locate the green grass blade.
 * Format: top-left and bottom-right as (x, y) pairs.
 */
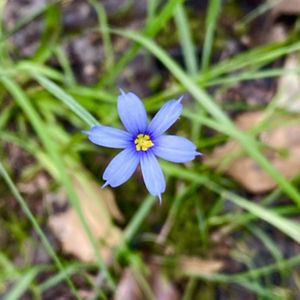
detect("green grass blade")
(174, 3), (198, 75)
(201, 0), (221, 71)
(3, 267), (42, 300)
(54, 46), (76, 86)
(201, 40), (300, 81)
(34, 74), (99, 127)
(147, 0), (161, 24)
(123, 195), (156, 244)
(39, 263), (91, 292)
(236, 281), (283, 300)
(225, 192), (300, 244)
(90, 0), (115, 70)
(240, 0), (282, 26)
(249, 225), (285, 278)
(32, 3), (61, 63)
(0, 0), (61, 47)
(101, 0), (185, 86)
(204, 67), (300, 87)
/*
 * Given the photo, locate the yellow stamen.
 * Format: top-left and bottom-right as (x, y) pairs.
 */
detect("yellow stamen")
(134, 134), (154, 151)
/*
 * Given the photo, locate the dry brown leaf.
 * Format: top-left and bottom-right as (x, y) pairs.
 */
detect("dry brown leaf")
(235, 111), (264, 130)
(247, 0), (296, 46)
(179, 256), (224, 276)
(262, 1), (300, 44)
(114, 265), (180, 300)
(272, 0), (300, 17)
(151, 266), (180, 300)
(277, 54), (300, 112)
(114, 269), (142, 300)
(49, 170), (122, 262)
(206, 112), (300, 193)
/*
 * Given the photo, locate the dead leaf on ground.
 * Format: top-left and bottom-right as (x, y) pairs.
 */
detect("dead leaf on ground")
(114, 268), (142, 300)
(206, 111), (300, 193)
(277, 54), (300, 112)
(271, 0), (300, 17)
(48, 167), (123, 262)
(179, 256), (224, 276)
(114, 265), (180, 300)
(265, 0), (300, 44)
(247, 0), (296, 46)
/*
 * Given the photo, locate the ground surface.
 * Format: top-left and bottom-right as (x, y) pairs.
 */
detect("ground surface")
(1, 0), (300, 299)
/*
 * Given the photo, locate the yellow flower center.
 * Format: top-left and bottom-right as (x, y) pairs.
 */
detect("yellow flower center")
(134, 134), (154, 151)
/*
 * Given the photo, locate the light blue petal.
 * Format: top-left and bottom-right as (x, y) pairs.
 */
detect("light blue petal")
(103, 147), (139, 187)
(83, 125), (132, 149)
(140, 151), (166, 199)
(117, 90), (148, 135)
(147, 98), (182, 137)
(153, 135), (201, 163)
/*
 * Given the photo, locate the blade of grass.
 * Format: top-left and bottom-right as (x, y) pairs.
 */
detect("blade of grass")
(205, 67), (300, 87)
(201, 0), (221, 71)
(249, 225), (285, 275)
(90, 0), (114, 70)
(3, 267), (44, 300)
(100, 0), (185, 87)
(174, 3), (198, 75)
(32, 2), (61, 63)
(182, 254), (300, 281)
(17, 61), (64, 81)
(147, 0), (161, 25)
(122, 170), (209, 246)
(225, 192), (300, 244)
(34, 75), (99, 127)
(39, 263), (92, 292)
(156, 184), (199, 244)
(0, 0), (62, 47)
(174, 2), (203, 146)
(0, 161), (80, 299)
(0, 103), (14, 130)
(239, 0), (282, 26)
(200, 39), (300, 82)
(122, 195), (156, 244)
(137, 40), (300, 106)
(236, 281), (282, 300)
(1, 131), (59, 179)
(54, 46), (76, 86)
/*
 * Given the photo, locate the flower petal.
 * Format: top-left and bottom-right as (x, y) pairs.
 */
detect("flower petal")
(140, 151), (166, 199)
(118, 90), (148, 135)
(153, 135), (201, 163)
(147, 98), (183, 137)
(103, 147), (139, 187)
(83, 125), (132, 149)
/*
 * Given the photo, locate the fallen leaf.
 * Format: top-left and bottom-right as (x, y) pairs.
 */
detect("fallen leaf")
(277, 54), (300, 112)
(114, 265), (180, 300)
(246, 0), (292, 46)
(49, 168), (122, 262)
(114, 269), (142, 300)
(150, 265), (180, 300)
(179, 256), (224, 276)
(206, 112), (300, 193)
(272, 0), (300, 17)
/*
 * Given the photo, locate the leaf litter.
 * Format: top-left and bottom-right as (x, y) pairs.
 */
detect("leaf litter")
(206, 111), (300, 193)
(48, 169), (123, 262)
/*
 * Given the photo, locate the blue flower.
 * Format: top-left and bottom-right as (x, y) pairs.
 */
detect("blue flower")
(83, 90), (201, 202)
